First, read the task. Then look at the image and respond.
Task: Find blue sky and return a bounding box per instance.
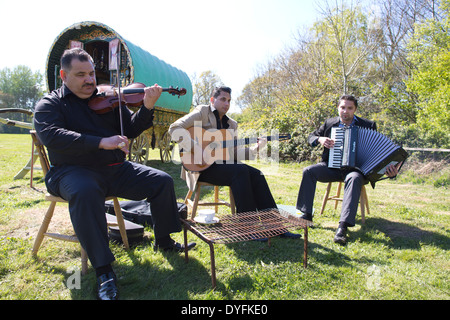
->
[0,0,320,110]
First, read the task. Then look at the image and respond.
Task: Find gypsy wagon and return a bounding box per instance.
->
[46,21,192,163]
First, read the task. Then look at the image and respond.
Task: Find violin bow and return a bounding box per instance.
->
[116,43,124,137]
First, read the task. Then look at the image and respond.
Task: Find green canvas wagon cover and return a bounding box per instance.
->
[45,21,192,113]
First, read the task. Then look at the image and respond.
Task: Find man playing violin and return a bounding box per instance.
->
[169,86,300,240]
[34,48,195,300]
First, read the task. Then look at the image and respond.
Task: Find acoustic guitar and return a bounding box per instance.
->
[179,127,291,172]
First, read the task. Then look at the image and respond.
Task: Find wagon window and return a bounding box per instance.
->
[84,41,110,85]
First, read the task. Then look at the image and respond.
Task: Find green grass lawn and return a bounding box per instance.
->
[0,133,448,300]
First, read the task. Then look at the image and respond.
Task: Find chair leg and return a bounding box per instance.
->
[81,247,88,275]
[362,185,370,215]
[359,185,368,224]
[320,182,332,215]
[113,197,129,249]
[359,198,366,224]
[184,190,193,217]
[184,190,193,204]
[214,186,219,213]
[229,187,235,215]
[32,201,56,256]
[334,182,343,209]
[191,185,201,219]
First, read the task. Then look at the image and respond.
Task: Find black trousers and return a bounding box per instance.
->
[45,161,181,268]
[296,162,367,227]
[198,162,277,213]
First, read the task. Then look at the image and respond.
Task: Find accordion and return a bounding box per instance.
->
[328,126,408,182]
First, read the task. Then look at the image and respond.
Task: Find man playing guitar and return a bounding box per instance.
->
[169,86,299,240]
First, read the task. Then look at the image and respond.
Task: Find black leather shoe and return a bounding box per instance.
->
[156,241,196,252]
[333,228,347,245]
[299,213,313,222]
[279,231,302,239]
[97,272,119,300]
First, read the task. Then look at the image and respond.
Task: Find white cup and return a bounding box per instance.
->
[198,209,215,222]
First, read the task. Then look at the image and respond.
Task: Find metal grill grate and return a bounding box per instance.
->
[182,208,313,244]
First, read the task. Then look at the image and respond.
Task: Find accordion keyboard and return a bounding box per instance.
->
[328,127,346,169]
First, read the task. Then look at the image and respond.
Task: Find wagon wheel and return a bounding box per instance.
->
[159,131,175,163]
[129,134,149,164]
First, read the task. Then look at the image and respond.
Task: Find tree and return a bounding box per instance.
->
[191,71,223,106]
[406,0,450,147]
[236,0,447,161]
[314,0,382,95]
[0,65,43,110]
[366,0,443,129]
[0,65,44,133]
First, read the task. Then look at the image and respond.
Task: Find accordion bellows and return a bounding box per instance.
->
[329,127,408,182]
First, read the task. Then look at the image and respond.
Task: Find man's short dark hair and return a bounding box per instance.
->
[339,95,358,108]
[60,48,94,71]
[212,86,232,98]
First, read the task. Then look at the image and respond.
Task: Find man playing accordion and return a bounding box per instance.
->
[296,95,399,245]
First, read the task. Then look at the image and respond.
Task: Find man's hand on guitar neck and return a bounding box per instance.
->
[250,137,267,156]
[258,137,268,150]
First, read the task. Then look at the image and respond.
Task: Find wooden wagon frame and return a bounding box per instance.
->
[46,21,192,163]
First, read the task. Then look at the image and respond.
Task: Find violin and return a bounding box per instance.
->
[88,82,187,114]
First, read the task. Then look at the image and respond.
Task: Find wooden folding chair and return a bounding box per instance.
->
[184,182,235,219]
[319,181,370,224]
[30,131,129,274]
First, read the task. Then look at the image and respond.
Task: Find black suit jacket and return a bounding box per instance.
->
[308,116,377,164]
